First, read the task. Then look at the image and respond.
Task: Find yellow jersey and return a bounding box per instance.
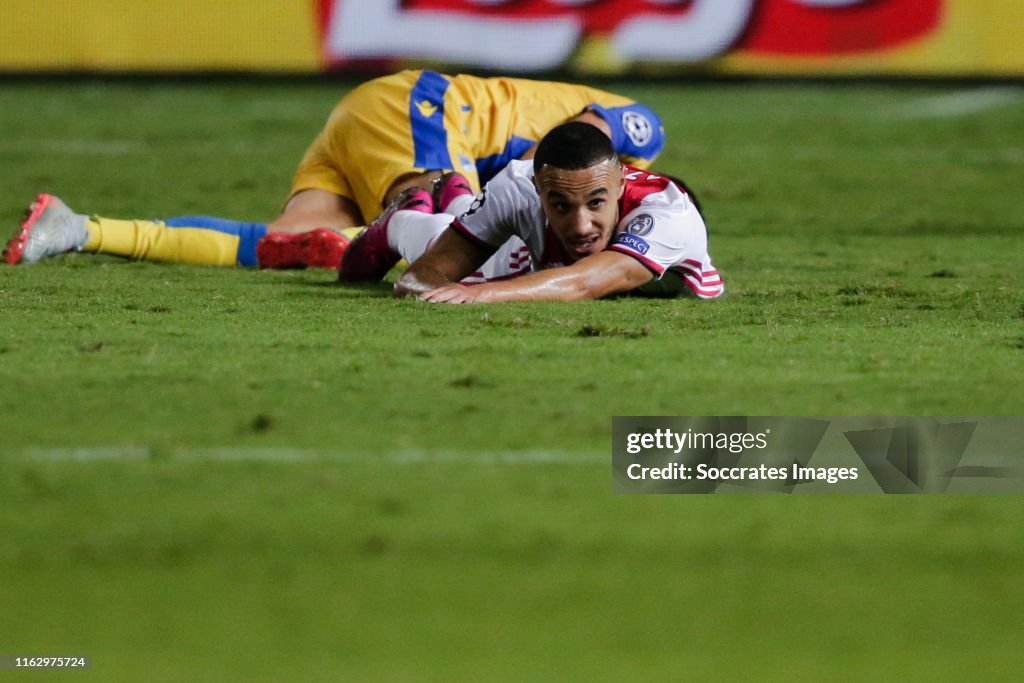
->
[291,70,665,222]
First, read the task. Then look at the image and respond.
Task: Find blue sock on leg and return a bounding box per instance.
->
[165,216,267,267]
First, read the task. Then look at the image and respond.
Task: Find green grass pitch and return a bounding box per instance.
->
[1,79,1023,680]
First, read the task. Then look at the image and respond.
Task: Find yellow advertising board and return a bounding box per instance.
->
[0,0,319,71]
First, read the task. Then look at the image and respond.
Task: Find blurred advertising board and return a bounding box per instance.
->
[320,0,1024,77]
[2,0,1022,76]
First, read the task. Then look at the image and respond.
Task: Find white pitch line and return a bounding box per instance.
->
[13,446,598,465]
[22,447,150,461]
[890,87,1024,120]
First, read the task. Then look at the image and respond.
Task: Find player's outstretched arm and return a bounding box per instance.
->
[394,228,494,299]
[424,250,653,304]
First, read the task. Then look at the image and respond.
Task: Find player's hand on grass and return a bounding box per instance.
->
[420,284,480,304]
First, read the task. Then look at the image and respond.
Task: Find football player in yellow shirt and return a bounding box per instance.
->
[5,70,664,270]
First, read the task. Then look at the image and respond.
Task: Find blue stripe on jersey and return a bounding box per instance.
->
[165,216,267,267]
[409,71,453,170]
[475,135,536,186]
[587,102,665,162]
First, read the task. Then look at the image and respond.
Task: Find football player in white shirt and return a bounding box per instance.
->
[343,122,723,303]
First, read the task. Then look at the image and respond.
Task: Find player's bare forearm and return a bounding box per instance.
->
[475,269,600,301]
[394,264,453,298]
[394,228,494,298]
[460,251,654,303]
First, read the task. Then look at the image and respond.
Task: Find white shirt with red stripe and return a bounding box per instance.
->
[451,160,723,298]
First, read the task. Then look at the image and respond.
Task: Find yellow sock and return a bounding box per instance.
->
[84,216,239,266]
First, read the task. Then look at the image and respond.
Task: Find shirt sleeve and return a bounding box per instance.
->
[586,102,665,168]
[607,198,724,299]
[450,163,529,250]
[606,197,698,275]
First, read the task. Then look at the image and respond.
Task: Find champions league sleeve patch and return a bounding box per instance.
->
[613,233,651,255]
[588,103,665,161]
[626,213,655,236]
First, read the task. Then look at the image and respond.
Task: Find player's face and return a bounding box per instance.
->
[535,160,625,261]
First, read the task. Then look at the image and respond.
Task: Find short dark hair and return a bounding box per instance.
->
[533,121,618,176]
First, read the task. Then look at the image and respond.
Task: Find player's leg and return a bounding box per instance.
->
[6,192,360,269]
[8,181,365,270]
[4,194,261,267]
[384,171,475,266]
[7,143,368,269]
[84,188,366,269]
[269,188,364,234]
[5,122,365,268]
[255,189,365,270]
[338,189,436,282]
[338,172,476,282]
[91,213,266,266]
[431,172,476,217]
